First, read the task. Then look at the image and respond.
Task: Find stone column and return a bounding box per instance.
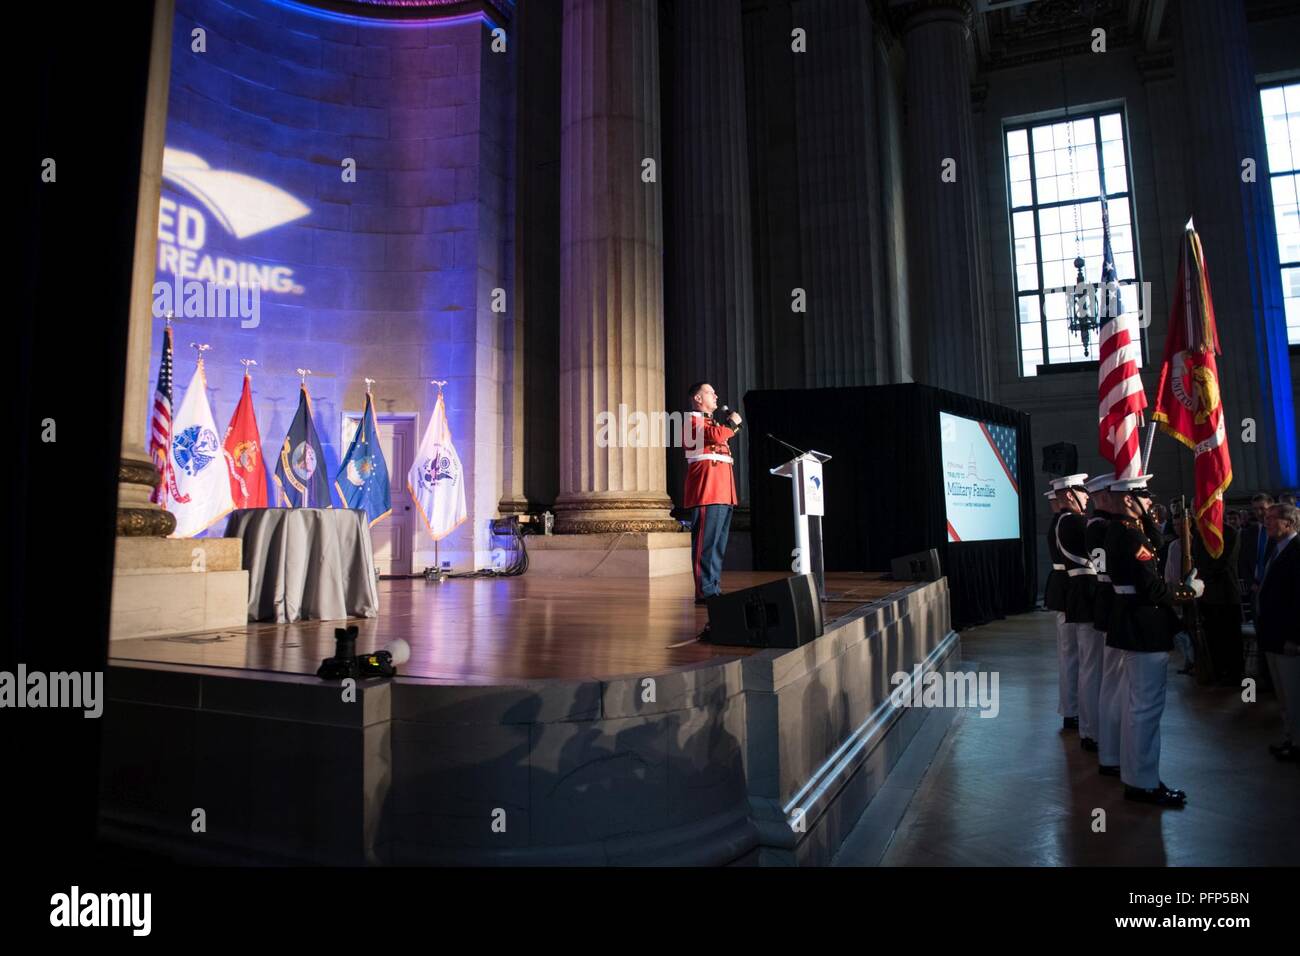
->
[791,0,888,388]
[555,0,678,533]
[118,0,176,537]
[665,0,756,506]
[899,0,992,401]
[1178,0,1297,491]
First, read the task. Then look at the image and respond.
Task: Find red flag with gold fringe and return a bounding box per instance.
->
[223,372,268,509]
[1152,219,1233,557]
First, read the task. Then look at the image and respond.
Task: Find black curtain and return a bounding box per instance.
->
[10,3,154,864]
[746,384,1036,628]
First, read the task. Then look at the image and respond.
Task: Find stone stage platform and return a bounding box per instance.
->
[100,572,960,865]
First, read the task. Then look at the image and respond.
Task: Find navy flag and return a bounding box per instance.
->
[274,383,332,508]
[334,391,392,525]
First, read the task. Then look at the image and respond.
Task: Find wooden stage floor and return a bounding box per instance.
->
[109,571,903,683]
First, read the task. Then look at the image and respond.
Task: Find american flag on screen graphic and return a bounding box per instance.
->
[1097,195,1146,478]
[980,421,1019,492]
[148,325,174,506]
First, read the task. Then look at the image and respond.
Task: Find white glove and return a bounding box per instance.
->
[1183,569,1205,598]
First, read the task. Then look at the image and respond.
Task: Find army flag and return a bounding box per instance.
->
[223,371,268,510]
[334,390,391,525]
[148,324,174,506]
[408,391,467,541]
[166,359,235,538]
[274,383,332,508]
[1153,219,1233,557]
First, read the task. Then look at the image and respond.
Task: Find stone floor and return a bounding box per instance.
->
[835,610,1300,866]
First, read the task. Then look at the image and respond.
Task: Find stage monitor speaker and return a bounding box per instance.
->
[891,548,942,582]
[1041,441,1078,477]
[702,573,823,648]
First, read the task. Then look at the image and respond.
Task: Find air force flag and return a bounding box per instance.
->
[167,360,235,538]
[408,392,467,541]
[274,384,332,508]
[335,391,391,525]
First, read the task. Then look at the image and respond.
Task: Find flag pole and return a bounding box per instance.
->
[430,380,447,576]
[295,369,314,507]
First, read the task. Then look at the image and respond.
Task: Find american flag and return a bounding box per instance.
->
[148,324,174,505]
[1097,195,1146,479]
[981,421,1019,491]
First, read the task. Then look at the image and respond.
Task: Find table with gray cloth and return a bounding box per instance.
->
[225,508,380,623]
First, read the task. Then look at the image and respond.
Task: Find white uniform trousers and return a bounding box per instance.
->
[1056,613,1080,718]
[1098,644,1126,766]
[1076,623,1105,740]
[1120,650,1170,789]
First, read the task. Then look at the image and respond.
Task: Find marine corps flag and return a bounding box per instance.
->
[274,382,332,508]
[408,390,467,541]
[166,358,235,538]
[1153,219,1233,557]
[335,388,391,526]
[223,369,268,509]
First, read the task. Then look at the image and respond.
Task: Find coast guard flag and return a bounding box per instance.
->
[335,391,391,525]
[223,371,268,509]
[166,359,235,538]
[274,384,332,508]
[408,392,466,541]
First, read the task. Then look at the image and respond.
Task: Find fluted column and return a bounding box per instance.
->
[1178,0,1297,491]
[791,0,888,387]
[900,0,991,401]
[555,0,678,533]
[665,0,756,506]
[118,0,176,537]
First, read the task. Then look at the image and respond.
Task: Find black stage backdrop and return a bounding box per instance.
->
[745,384,1036,629]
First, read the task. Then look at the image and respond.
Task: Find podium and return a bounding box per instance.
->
[770,450,832,599]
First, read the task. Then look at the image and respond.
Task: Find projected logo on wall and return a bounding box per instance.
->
[156,147,310,296]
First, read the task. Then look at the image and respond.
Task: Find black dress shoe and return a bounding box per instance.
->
[1098,764,1120,777]
[1080,736,1098,753]
[1124,782,1187,807]
[1062,716,1079,731]
[1268,741,1300,761]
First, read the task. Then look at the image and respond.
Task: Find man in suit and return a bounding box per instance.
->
[1257,502,1300,761]
[1240,494,1276,599]
[1166,510,1243,684]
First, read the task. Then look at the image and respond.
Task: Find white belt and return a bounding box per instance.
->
[685,453,733,464]
[1068,568,1096,576]
[1113,585,1137,594]
[1097,574,1111,583]
[1051,563,1066,570]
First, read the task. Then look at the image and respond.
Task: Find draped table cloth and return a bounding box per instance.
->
[224,508,380,623]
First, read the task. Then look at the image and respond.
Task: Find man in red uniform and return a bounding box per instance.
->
[683,382,741,605]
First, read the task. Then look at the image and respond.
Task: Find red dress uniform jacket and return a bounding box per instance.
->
[682,411,738,508]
